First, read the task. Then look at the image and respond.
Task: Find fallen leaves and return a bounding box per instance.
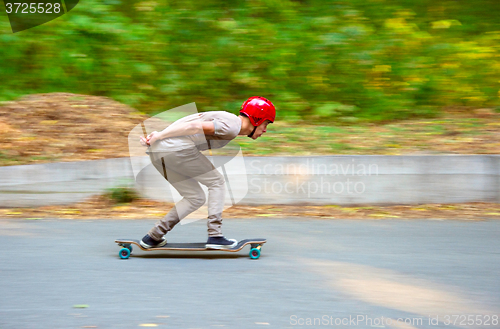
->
[2,194,500,220]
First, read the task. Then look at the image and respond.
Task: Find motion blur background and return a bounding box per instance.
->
[1,5,500,328]
[1,0,500,122]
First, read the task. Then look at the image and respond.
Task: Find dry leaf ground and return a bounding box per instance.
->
[1,195,499,220]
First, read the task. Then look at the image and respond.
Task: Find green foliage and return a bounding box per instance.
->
[105,186,140,204]
[1,0,500,122]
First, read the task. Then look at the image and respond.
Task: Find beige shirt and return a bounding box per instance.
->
[148,111,242,153]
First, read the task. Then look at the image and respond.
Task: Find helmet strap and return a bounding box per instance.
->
[248,126,257,138]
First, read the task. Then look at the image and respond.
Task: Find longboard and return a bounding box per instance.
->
[115,238,266,259]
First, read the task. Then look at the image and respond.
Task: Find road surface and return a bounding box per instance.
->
[0,218,499,329]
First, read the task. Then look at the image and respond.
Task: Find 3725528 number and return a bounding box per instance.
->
[5,2,62,14]
[443,315,498,326]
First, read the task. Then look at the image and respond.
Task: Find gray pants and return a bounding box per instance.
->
[147,147,226,240]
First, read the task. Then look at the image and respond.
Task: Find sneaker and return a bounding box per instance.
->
[206,236,238,249]
[140,234,167,248]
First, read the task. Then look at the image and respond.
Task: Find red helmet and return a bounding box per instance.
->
[240,96,276,127]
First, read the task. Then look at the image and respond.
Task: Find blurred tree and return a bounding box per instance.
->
[1,0,499,122]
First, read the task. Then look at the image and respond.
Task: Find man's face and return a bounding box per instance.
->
[251,120,270,139]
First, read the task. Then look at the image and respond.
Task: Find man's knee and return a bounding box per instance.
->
[210,173,226,189]
[188,193,206,208]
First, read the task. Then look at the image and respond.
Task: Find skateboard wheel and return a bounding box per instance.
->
[126,244,133,253]
[249,248,260,259]
[119,247,131,259]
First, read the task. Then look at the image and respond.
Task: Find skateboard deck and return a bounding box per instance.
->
[115,238,266,259]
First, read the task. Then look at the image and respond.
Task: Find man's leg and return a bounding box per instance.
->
[159,149,226,237]
[168,151,237,248]
[147,148,233,247]
[147,157,206,241]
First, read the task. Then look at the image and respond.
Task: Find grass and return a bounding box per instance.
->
[237,111,500,156]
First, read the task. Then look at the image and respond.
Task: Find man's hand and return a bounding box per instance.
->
[139,131,160,147]
[139,136,149,146]
[147,131,160,145]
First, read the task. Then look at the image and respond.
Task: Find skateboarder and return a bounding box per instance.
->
[138,97,276,249]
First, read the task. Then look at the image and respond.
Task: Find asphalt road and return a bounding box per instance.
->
[0,218,499,329]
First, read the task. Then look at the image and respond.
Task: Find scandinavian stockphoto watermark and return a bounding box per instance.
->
[249,158,379,198]
[290,315,424,327]
[2,0,79,33]
[290,314,499,326]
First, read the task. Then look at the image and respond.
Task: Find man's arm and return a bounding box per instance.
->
[157,121,215,139]
[144,121,215,146]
